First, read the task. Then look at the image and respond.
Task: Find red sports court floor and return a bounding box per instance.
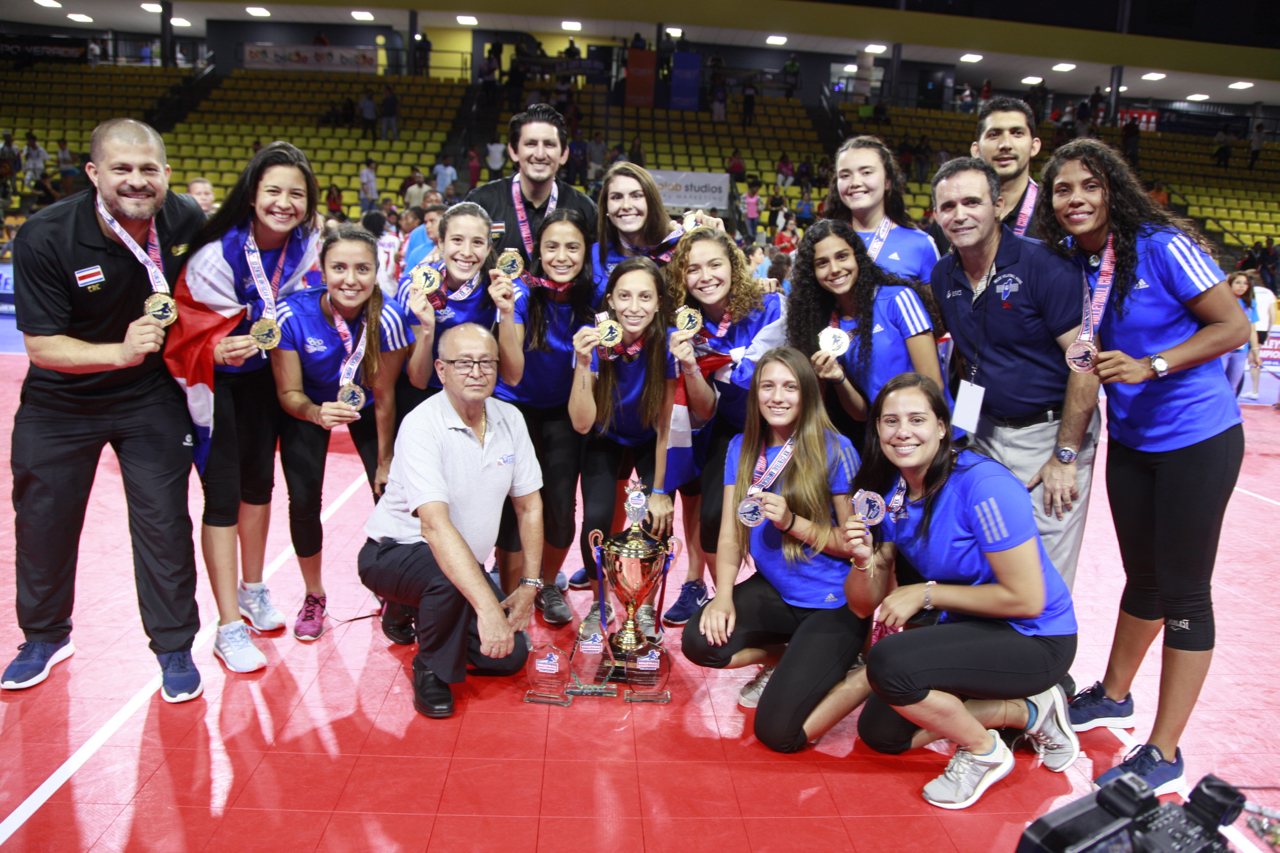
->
[0,346,1277,853]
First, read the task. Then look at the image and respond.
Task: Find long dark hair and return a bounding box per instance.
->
[525,208,596,352]
[594,257,671,436]
[1035,138,1214,318]
[1229,271,1255,310]
[821,135,915,229]
[185,141,319,260]
[787,220,944,380]
[318,223,386,390]
[596,162,670,269]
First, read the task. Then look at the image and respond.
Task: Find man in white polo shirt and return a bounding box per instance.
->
[358,323,545,718]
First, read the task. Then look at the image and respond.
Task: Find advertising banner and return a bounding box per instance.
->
[650,170,730,212]
[625,49,656,109]
[0,36,88,63]
[243,44,378,73]
[670,52,701,111]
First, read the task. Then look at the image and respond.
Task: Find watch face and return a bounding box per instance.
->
[1056,448,1077,464]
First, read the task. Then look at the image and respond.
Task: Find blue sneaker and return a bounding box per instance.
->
[1095,743,1185,796]
[1068,681,1135,731]
[2,638,75,690]
[554,571,569,591]
[157,650,203,704]
[662,579,709,626]
[568,568,591,590]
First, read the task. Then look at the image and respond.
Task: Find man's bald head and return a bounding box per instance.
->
[90,118,167,165]
[439,323,498,360]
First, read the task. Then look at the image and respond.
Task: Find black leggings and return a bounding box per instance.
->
[496,400,583,552]
[393,372,438,435]
[579,431,655,578]
[682,573,869,753]
[697,415,742,554]
[1107,424,1243,652]
[859,620,1077,755]
[201,366,282,526]
[279,404,380,558]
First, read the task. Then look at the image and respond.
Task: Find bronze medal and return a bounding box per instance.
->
[337,383,366,409]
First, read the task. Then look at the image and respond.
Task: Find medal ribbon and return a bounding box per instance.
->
[1013,180,1039,237]
[331,302,369,389]
[887,476,909,520]
[594,311,644,361]
[510,174,558,257]
[747,438,795,497]
[864,216,895,262]
[691,309,733,347]
[620,226,684,264]
[518,272,574,296]
[447,271,482,302]
[1077,234,1116,345]
[95,196,169,295]
[244,228,290,322]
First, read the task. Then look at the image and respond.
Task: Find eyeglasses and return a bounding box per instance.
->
[443,358,499,374]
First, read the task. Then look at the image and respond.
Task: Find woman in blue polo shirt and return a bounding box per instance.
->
[823,136,939,282]
[1037,139,1249,795]
[682,347,866,752]
[569,257,677,628]
[841,373,1079,810]
[272,224,414,641]
[490,209,597,624]
[1221,271,1260,397]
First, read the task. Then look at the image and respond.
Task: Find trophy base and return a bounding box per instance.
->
[523,689,572,707]
[624,689,671,704]
[565,682,618,698]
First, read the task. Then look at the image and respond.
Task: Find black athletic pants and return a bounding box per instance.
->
[697,415,742,554]
[496,400,583,553]
[201,365,281,527]
[578,431,656,578]
[11,385,200,654]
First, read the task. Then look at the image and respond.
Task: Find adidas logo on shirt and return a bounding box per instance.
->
[872,323,885,333]
[824,593,838,603]
[888,252,901,260]
[1135,279,1150,290]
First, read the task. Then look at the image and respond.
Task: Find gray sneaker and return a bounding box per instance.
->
[212,622,266,673]
[923,730,1013,809]
[535,586,572,626]
[738,665,775,709]
[636,604,658,641]
[1024,685,1081,772]
[238,584,286,632]
[579,601,614,631]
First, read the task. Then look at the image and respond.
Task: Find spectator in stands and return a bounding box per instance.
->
[55,139,78,196]
[774,213,799,255]
[1249,123,1265,172]
[797,154,814,192]
[385,209,401,238]
[1261,237,1277,293]
[21,133,49,193]
[1122,117,1141,170]
[1212,125,1233,168]
[251,141,262,156]
[433,155,457,195]
[139,42,152,66]
[742,79,758,127]
[781,54,802,98]
[506,60,528,113]
[341,98,356,128]
[766,253,791,292]
[325,182,344,218]
[187,177,216,215]
[359,158,378,215]
[776,153,795,189]
[404,170,429,208]
[711,84,728,123]
[1247,269,1275,400]
[816,155,832,189]
[1147,179,1170,208]
[87,39,101,67]
[1075,99,1093,138]
[463,148,479,189]
[979,79,993,107]
[744,244,766,278]
[358,90,378,140]
[585,131,607,182]
[795,188,815,230]
[486,134,506,181]
[958,83,974,113]
[1088,86,1105,120]
[443,184,459,205]
[402,202,445,272]
[381,86,400,141]
[566,130,588,186]
[0,132,22,196]
[767,184,787,239]
[743,181,763,244]
[479,48,501,107]
[912,135,933,184]
[871,100,890,126]
[726,149,746,184]
[630,32,647,49]
[627,137,646,169]
[564,37,581,60]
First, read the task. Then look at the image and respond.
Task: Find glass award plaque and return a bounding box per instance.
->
[623,640,671,703]
[523,642,572,707]
[566,622,618,698]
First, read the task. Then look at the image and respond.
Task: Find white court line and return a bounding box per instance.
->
[1234,487,1280,508]
[0,472,369,846]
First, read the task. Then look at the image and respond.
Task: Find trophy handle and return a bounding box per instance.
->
[588,529,603,551]
[665,537,683,569]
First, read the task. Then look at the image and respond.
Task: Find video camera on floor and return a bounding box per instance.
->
[1017,773,1244,853]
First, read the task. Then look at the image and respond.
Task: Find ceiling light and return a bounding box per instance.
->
[246,6,270,15]
[141,3,161,10]
[1141,72,1165,81]
[843,64,858,73]
[171,17,190,25]
[1186,94,1210,101]
[1021,76,1043,85]
[561,21,581,31]
[456,15,477,25]
[67,12,91,20]
[666,27,682,37]
[1052,63,1075,72]
[413,33,421,40]
[960,54,982,63]
[766,36,787,45]
[34,0,62,7]
[351,11,373,20]
[1229,82,1254,90]
[864,44,887,53]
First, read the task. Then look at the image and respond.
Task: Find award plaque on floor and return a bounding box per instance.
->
[524,643,572,706]
[623,640,671,703]
[566,620,619,698]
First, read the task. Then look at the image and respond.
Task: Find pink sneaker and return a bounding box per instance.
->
[293,593,327,641]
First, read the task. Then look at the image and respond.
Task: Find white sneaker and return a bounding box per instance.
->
[1242,391,1259,400]
[1023,685,1081,772]
[636,604,658,641]
[738,665,775,709]
[923,731,1013,809]
[212,622,267,673]
[238,584,286,631]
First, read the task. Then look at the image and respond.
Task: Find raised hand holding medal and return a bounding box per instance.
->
[818,325,850,357]
[95,196,178,328]
[737,438,796,529]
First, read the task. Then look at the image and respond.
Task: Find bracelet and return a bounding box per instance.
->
[922,580,937,611]
[852,554,871,572]
[651,487,669,496]
[517,577,544,590]
[826,373,844,386]
[782,511,797,534]
[682,363,701,376]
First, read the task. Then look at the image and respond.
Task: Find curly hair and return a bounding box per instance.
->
[663,227,764,322]
[1035,138,1214,318]
[820,136,915,229]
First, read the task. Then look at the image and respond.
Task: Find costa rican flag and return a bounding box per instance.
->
[75,266,105,287]
[662,352,731,493]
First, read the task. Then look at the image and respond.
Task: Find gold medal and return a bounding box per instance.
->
[596,318,624,348]
[674,306,702,333]
[496,248,524,278]
[682,211,699,232]
[249,317,281,350]
[337,383,366,409]
[143,292,178,327]
[818,326,851,357]
[411,264,442,296]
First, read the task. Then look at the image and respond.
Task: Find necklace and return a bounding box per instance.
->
[477,408,487,446]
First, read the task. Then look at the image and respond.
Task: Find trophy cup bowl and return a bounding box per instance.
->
[598,501,679,658]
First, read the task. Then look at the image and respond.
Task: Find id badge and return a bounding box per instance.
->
[953,380,985,434]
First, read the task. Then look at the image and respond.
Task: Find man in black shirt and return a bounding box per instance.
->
[3,119,206,703]
[464,103,598,268]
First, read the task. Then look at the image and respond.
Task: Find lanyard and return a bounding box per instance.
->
[1077,234,1116,344]
[244,228,290,321]
[620,226,684,265]
[510,174,557,257]
[594,311,644,361]
[1012,180,1039,237]
[95,196,169,295]
[748,438,795,496]
[947,257,997,382]
[865,216,894,262]
[448,271,482,302]
[331,302,369,388]
[692,309,733,347]
[518,272,574,300]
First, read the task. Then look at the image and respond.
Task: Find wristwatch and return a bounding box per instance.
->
[1148,354,1170,378]
[1054,446,1078,464]
[517,577,544,590]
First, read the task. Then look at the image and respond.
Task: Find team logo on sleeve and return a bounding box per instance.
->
[75,266,105,287]
[497,454,515,466]
[171,244,188,257]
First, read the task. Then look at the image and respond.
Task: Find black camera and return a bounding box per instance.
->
[1017,773,1244,853]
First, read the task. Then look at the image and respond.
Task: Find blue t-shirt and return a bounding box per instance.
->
[402,224,435,273]
[276,288,414,408]
[495,280,591,408]
[858,225,938,282]
[724,431,860,609]
[880,451,1077,637]
[693,291,789,430]
[1232,299,1259,353]
[931,227,1080,420]
[1089,228,1240,452]
[395,262,496,389]
[591,241,670,294]
[835,284,939,406]
[589,333,679,445]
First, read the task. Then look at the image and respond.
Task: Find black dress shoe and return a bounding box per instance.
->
[412,665,455,718]
[381,601,418,646]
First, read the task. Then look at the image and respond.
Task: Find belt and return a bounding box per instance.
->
[986,407,1063,429]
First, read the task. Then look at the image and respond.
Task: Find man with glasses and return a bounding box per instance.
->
[357,323,545,718]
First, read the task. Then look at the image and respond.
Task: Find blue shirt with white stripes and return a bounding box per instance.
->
[395,263,497,389]
[881,450,1077,637]
[276,287,414,408]
[1089,227,1239,453]
[835,284,941,407]
[856,225,939,282]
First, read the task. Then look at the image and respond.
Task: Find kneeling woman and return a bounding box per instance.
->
[272,224,416,640]
[682,347,867,754]
[843,374,1079,809]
